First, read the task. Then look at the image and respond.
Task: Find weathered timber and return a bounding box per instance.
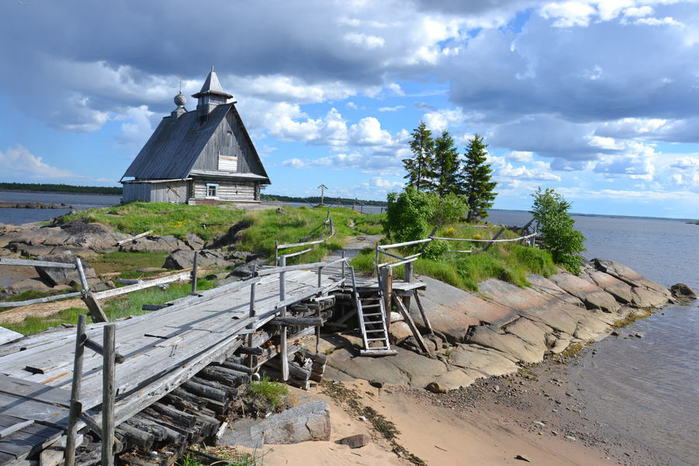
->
[0,258,77,269]
[268,316,324,327]
[102,325,116,466]
[180,381,227,403]
[115,423,154,451]
[0,292,82,309]
[393,296,433,357]
[412,290,434,335]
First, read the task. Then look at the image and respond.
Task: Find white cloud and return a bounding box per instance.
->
[117,105,155,146]
[343,32,386,48]
[378,105,405,112]
[349,117,393,146]
[540,1,597,27]
[507,151,534,162]
[0,145,77,179]
[423,108,465,132]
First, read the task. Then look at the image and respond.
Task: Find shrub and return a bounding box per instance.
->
[530,188,585,274]
[422,239,448,260]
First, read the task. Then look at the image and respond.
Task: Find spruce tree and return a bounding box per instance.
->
[431,130,461,196]
[462,134,497,222]
[403,122,434,191]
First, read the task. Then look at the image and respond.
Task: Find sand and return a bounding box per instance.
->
[238,378,616,466]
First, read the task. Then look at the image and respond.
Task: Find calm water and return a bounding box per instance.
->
[0,191,121,224]
[1,193,697,462]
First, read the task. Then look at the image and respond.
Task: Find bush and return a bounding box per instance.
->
[422,239,448,260]
[384,187,467,243]
[530,188,585,274]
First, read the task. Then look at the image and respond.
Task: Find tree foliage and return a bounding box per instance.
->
[403,122,434,191]
[462,134,497,222]
[432,130,462,196]
[384,187,467,242]
[530,187,586,274]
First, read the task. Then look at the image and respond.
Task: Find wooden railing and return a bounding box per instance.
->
[274,211,335,266]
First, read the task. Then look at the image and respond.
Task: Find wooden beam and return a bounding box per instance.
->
[101,325,116,466]
[65,314,85,466]
[413,290,434,336]
[0,291,82,308]
[393,295,433,357]
[378,238,432,250]
[269,317,324,327]
[279,256,289,382]
[115,230,152,246]
[93,272,190,300]
[0,257,76,269]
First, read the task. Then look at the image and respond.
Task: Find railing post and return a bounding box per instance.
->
[380,266,393,331]
[65,314,86,466]
[247,267,257,375]
[274,240,279,266]
[317,266,323,288]
[404,261,413,283]
[101,324,116,466]
[279,256,289,381]
[341,250,346,281]
[75,257,108,323]
[190,252,198,295]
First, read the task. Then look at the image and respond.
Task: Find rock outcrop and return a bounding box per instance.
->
[327,259,672,393]
[218,400,331,448]
[670,283,696,303]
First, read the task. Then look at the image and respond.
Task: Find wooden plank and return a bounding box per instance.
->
[102,325,116,466]
[115,230,152,246]
[277,239,325,250]
[0,393,69,428]
[0,292,82,309]
[0,258,76,270]
[0,376,70,406]
[0,421,33,439]
[0,328,23,346]
[93,272,191,300]
[393,296,433,357]
[378,238,432,250]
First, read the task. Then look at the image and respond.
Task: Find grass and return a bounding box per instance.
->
[56,203,384,262]
[4,278,216,336]
[249,376,289,409]
[91,251,170,279]
[56,202,248,241]
[352,225,557,292]
[179,448,260,466]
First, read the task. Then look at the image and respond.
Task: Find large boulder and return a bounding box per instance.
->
[122,235,189,253]
[670,283,696,303]
[163,249,229,270]
[218,400,331,448]
[34,252,96,287]
[466,325,545,364]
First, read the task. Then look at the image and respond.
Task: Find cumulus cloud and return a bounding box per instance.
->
[0,146,77,179]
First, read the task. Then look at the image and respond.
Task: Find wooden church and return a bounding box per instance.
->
[121,68,270,204]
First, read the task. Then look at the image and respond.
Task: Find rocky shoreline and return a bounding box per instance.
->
[0,201,74,209]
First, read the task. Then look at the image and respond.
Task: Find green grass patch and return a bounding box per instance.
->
[91,251,169,278]
[249,376,289,409]
[56,202,247,241]
[353,225,556,292]
[4,279,216,336]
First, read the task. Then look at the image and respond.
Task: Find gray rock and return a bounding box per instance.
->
[229,258,267,278]
[185,233,205,250]
[35,252,96,287]
[121,235,188,253]
[670,283,696,302]
[218,400,331,448]
[7,278,53,295]
[389,321,412,343]
[163,249,228,270]
[337,433,370,449]
[466,325,545,364]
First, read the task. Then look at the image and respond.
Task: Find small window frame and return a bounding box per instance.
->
[206,183,219,199]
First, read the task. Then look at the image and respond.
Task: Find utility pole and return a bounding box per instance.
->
[317,184,328,206]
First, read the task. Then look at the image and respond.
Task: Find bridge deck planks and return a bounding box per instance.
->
[0,270,340,464]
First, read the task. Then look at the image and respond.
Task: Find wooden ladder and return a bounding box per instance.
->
[350,267,397,356]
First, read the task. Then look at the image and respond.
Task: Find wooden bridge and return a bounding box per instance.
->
[0,259,347,465]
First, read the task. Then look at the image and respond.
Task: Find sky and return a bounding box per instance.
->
[1,0,699,219]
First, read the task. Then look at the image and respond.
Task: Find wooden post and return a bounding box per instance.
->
[274,240,279,266]
[413,290,434,335]
[190,252,198,295]
[341,250,346,281]
[279,256,289,381]
[404,262,413,283]
[317,266,323,288]
[101,325,116,466]
[380,266,392,331]
[75,257,108,323]
[65,314,86,466]
[247,277,257,374]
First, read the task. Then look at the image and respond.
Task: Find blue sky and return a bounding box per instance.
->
[1,0,698,219]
